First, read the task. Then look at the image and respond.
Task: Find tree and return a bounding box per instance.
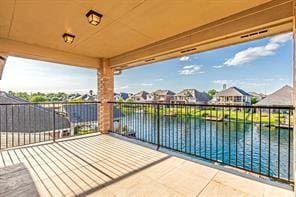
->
[126,98,134,103]
[118,97,124,103]
[89,90,94,96]
[12,92,30,101]
[251,97,258,104]
[30,95,47,102]
[208,89,217,99]
[50,97,60,102]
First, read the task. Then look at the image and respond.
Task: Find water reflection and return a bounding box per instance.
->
[115,114,293,182]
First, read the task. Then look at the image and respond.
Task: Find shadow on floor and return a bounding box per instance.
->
[0,134,171,196]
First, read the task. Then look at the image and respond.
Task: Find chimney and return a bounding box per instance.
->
[223,84,227,90]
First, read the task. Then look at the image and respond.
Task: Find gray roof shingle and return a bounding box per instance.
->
[176,89,211,102]
[216,87,250,97]
[254,85,292,106]
[0,92,70,133]
[63,103,124,123]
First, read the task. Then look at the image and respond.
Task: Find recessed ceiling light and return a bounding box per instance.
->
[86,10,103,26]
[62,33,75,44]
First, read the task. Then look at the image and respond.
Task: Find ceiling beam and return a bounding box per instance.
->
[0,38,101,69]
[110,0,294,69]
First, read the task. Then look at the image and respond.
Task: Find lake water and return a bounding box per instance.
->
[115,113,293,183]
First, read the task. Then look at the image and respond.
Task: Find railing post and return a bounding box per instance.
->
[157,103,160,150]
[52,103,56,142]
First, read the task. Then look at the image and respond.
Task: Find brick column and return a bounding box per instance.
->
[97,58,114,134]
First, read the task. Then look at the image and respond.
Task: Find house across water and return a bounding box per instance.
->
[146,89,175,103]
[215,86,251,106]
[171,89,211,104]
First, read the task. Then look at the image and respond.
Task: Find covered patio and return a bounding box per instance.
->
[0,134,293,196]
[0,0,296,196]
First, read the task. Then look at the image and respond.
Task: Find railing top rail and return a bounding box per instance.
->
[0,101,101,106]
[108,101,294,110]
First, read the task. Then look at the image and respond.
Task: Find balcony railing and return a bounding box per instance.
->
[0,101,100,150]
[0,100,294,184]
[110,101,294,184]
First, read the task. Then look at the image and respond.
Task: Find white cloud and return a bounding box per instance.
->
[140,83,153,86]
[183,65,195,69]
[155,78,164,81]
[218,32,292,67]
[179,56,190,61]
[270,33,292,43]
[213,79,267,89]
[178,65,204,75]
[213,65,224,69]
[213,80,233,85]
[115,85,129,91]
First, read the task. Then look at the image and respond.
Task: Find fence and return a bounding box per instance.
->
[0,101,100,149]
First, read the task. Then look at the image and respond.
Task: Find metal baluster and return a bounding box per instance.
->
[268,108,271,177]
[204,106,207,158]
[277,109,280,178]
[5,105,8,148]
[199,106,202,156]
[243,107,246,168]
[216,106,218,161]
[210,107,212,159]
[251,108,254,171]
[228,107,231,164]
[157,104,160,150]
[236,108,238,166]
[259,108,262,173]
[52,103,55,142]
[222,106,225,162]
[288,108,291,182]
[194,106,197,156]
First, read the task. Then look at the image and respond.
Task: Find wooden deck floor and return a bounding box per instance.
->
[0,134,294,197]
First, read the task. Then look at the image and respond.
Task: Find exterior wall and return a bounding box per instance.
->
[148,94,175,103]
[172,96,198,104]
[146,94,155,102]
[216,95,251,105]
[98,59,114,133]
[131,96,146,102]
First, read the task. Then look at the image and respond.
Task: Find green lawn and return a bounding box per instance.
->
[74,125,96,135]
[118,105,292,125]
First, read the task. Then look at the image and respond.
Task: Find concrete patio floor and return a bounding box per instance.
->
[0,134,293,197]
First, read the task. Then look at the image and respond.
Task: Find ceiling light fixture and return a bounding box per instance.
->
[86,10,103,26]
[114,69,122,75]
[62,33,75,44]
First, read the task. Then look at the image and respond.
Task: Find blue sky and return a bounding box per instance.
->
[0,32,293,94]
[0,57,97,93]
[115,32,293,94]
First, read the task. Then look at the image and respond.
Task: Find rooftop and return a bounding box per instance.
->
[0,134,293,196]
[216,86,251,97]
[255,85,293,106]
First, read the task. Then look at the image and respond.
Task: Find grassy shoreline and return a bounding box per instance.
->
[119,106,292,125]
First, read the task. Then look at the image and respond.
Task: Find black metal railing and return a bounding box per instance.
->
[110,101,294,184]
[0,101,100,150]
